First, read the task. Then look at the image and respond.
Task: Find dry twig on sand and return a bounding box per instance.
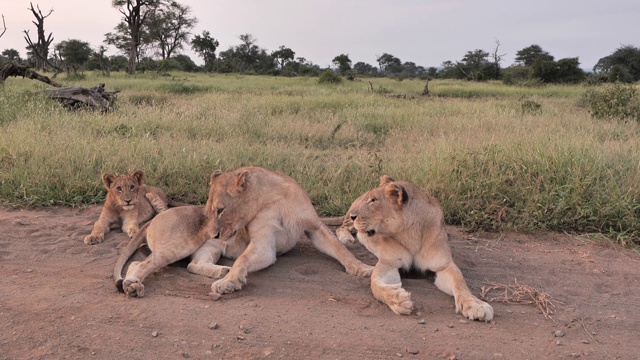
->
[480,280,560,319]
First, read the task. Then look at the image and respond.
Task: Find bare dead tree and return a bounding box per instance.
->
[23,3,54,71]
[0,14,7,39]
[492,39,507,69]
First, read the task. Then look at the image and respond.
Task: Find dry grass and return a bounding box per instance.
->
[480,280,561,319]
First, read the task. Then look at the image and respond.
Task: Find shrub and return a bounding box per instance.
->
[520,100,542,115]
[318,70,342,84]
[583,83,640,121]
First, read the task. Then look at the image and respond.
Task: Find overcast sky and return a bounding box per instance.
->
[1,0,638,70]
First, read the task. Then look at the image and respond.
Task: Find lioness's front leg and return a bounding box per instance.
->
[371,262,414,315]
[187,240,231,279]
[210,239,277,300]
[308,225,373,277]
[434,263,494,321]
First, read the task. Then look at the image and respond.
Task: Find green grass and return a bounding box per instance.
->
[1,72,640,245]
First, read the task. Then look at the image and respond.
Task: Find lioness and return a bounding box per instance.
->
[336,176,494,321]
[84,170,178,245]
[206,166,374,299]
[114,205,249,296]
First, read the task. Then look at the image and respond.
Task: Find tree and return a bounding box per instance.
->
[23,3,54,71]
[190,30,219,71]
[530,57,584,84]
[515,44,554,66]
[376,53,402,74]
[2,49,21,62]
[55,39,92,75]
[332,54,351,73]
[593,45,640,83]
[353,61,377,77]
[112,0,162,74]
[146,1,197,60]
[85,46,112,75]
[272,46,295,69]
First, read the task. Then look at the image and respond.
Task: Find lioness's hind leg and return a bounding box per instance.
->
[187,241,231,279]
[122,251,177,298]
[434,263,494,321]
[371,263,414,315]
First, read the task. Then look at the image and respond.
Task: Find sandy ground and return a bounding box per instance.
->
[1,205,639,360]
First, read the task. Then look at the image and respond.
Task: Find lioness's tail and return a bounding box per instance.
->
[113,222,150,292]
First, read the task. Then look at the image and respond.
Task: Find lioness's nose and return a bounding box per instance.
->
[350,215,357,221]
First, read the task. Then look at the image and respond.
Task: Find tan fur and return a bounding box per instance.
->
[336,175,494,321]
[115,205,249,297]
[205,166,373,299]
[84,170,173,245]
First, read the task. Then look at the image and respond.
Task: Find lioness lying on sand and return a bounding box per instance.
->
[336,175,494,321]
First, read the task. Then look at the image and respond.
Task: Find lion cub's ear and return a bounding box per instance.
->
[210,170,223,185]
[130,170,145,185]
[379,175,395,185]
[234,170,249,192]
[384,183,409,207]
[102,174,117,190]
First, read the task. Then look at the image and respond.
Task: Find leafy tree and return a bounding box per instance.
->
[332,54,351,74]
[353,61,377,77]
[112,0,162,74]
[146,1,197,60]
[593,45,640,83]
[55,39,92,74]
[2,49,21,62]
[530,57,584,84]
[376,53,402,74]
[109,55,129,71]
[86,46,112,75]
[515,44,554,66]
[272,46,295,69]
[190,30,219,71]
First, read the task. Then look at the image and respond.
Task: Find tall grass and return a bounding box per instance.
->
[1,72,639,245]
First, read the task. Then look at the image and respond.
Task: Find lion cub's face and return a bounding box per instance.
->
[205,169,252,240]
[351,175,408,237]
[102,170,145,211]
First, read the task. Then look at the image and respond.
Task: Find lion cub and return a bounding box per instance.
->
[84,170,176,245]
[336,176,494,321]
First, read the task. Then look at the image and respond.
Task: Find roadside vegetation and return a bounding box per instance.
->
[1,73,639,246]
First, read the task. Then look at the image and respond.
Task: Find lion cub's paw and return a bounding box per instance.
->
[126,227,139,238]
[122,279,145,298]
[387,287,414,315]
[346,262,374,277]
[83,234,104,245]
[460,298,494,322]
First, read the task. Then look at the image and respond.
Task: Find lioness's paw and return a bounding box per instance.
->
[122,279,145,298]
[336,229,357,245]
[84,234,104,245]
[210,277,244,297]
[460,298,494,322]
[214,266,232,279]
[346,262,374,277]
[387,288,414,315]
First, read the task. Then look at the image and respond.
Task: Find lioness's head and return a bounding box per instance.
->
[205,169,256,239]
[102,170,145,211]
[351,175,409,237]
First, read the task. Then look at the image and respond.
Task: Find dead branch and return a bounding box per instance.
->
[0,61,61,87]
[421,79,430,96]
[480,280,561,319]
[0,14,7,39]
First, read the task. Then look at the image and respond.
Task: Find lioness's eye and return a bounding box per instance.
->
[130,185,135,191]
[368,197,377,204]
[116,186,122,192]
[217,207,224,216]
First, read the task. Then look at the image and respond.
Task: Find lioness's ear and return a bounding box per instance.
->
[384,183,408,207]
[102,174,116,189]
[131,170,145,185]
[210,170,223,185]
[235,170,249,192]
[379,175,395,185]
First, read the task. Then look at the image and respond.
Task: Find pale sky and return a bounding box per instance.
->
[1,0,638,70]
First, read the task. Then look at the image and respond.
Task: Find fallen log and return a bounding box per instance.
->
[43,84,120,112]
[0,61,61,87]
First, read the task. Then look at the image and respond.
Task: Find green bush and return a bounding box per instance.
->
[583,83,640,121]
[520,100,542,115]
[318,70,342,84]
